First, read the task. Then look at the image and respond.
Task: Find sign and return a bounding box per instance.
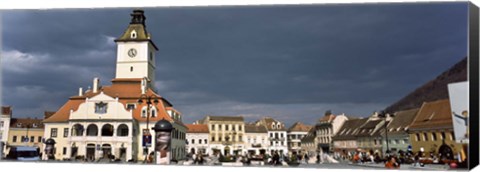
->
[447,81,469,143]
[143,129,152,147]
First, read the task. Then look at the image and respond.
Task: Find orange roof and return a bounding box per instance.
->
[409,99,453,131]
[288,122,312,132]
[186,124,209,133]
[11,118,44,128]
[44,79,179,125]
[318,114,336,123]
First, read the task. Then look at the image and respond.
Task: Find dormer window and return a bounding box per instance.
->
[126,103,136,110]
[32,123,38,128]
[17,123,22,127]
[95,102,108,114]
[130,30,137,39]
[271,124,275,129]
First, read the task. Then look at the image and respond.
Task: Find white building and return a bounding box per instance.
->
[186,124,210,155]
[287,122,312,154]
[255,117,288,155]
[315,112,348,153]
[244,123,269,156]
[1,106,12,156]
[42,9,187,162]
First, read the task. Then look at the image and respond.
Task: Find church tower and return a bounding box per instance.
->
[114,10,158,88]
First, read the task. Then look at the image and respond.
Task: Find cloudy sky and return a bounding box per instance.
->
[1,2,468,126]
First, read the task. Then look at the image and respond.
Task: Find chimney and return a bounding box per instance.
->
[79,87,83,96]
[141,77,147,94]
[93,77,99,93]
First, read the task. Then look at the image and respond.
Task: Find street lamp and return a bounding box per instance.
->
[137,94,159,163]
[378,111,394,157]
[152,118,173,164]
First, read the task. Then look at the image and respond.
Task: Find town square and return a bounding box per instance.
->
[0,2,472,171]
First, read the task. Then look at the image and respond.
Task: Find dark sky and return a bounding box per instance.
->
[1,3,468,127]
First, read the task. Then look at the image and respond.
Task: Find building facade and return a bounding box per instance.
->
[42,10,187,162]
[315,112,348,153]
[408,99,464,161]
[1,106,12,155]
[198,116,245,156]
[380,108,419,154]
[244,123,269,156]
[255,117,288,155]
[287,122,312,154]
[332,118,367,157]
[355,113,389,156]
[300,127,317,156]
[7,118,45,155]
[186,124,210,155]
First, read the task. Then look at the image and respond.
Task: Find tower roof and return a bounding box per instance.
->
[115,9,158,50]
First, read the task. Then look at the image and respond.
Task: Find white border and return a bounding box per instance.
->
[0,0,478,172]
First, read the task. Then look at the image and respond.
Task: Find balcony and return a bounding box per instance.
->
[269,137,285,141]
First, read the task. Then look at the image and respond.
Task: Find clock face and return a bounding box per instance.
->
[128,48,137,58]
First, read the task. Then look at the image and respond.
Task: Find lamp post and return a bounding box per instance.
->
[152,118,173,164]
[378,111,394,158]
[137,94,159,163]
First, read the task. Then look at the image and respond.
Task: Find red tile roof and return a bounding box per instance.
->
[287,122,312,132]
[10,118,44,128]
[186,124,209,133]
[409,99,453,131]
[43,79,180,125]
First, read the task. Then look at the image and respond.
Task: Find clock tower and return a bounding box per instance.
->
[114,9,158,88]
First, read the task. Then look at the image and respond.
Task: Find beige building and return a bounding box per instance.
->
[6,117,45,155]
[315,112,348,153]
[300,127,317,156]
[197,116,245,155]
[408,99,465,161]
[42,10,187,162]
[332,118,367,157]
[287,122,312,154]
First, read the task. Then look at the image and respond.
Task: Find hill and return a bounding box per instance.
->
[384,57,467,113]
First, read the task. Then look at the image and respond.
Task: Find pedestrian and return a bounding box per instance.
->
[385,157,400,169]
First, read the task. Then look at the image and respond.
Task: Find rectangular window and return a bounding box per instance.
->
[226,125,229,131]
[205,139,208,144]
[211,136,215,142]
[13,136,17,142]
[0,121,4,127]
[270,141,273,145]
[199,139,202,144]
[441,132,446,140]
[126,104,136,110]
[64,128,69,138]
[239,126,242,131]
[51,128,58,138]
[275,133,279,139]
[211,125,215,131]
[38,136,42,143]
[423,133,428,141]
[95,102,108,114]
[415,133,420,141]
[219,125,222,130]
[239,135,242,142]
[270,133,273,137]
[30,136,34,143]
[63,147,67,155]
[432,133,437,141]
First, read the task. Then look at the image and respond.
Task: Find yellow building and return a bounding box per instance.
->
[6,118,45,155]
[196,116,245,155]
[408,99,464,161]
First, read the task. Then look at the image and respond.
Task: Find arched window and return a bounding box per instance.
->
[141,107,147,118]
[72,124,84,136]
[117,124,129,137]
[101,124,114,136]
[150,107,157,117]
[130,66,133,72]
[86,124,98,136]
[130,30,137,39]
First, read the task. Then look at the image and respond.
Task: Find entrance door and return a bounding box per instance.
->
[71,147,78,159]
[86,144,96,161]
[224,146,230,155]
[102,144,112,158]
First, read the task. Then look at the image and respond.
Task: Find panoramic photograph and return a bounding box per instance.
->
[0,2,472,171]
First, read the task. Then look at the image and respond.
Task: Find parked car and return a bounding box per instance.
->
[6,146,41,161]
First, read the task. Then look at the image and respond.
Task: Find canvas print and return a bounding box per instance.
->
[0,2,476,171]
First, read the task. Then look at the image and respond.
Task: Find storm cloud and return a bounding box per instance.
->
[1,3,468,126]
